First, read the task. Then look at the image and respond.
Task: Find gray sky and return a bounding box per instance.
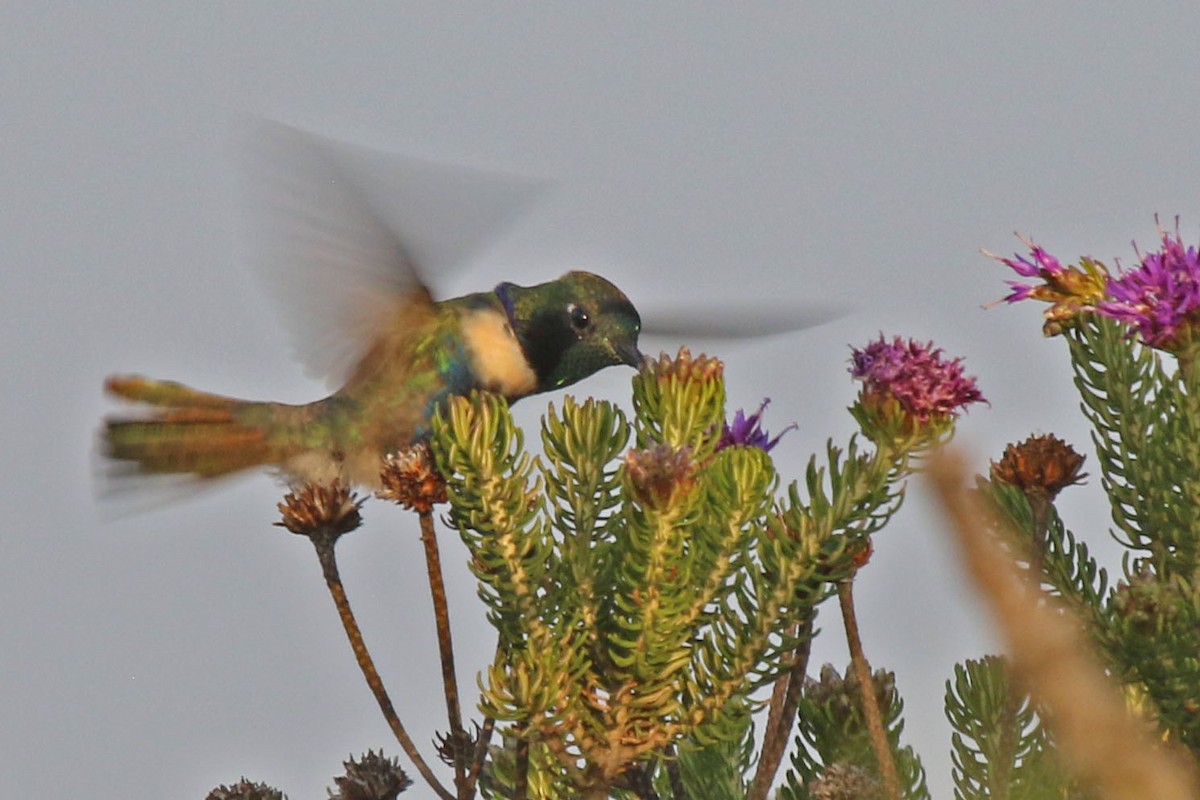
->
[4,3,1197,797]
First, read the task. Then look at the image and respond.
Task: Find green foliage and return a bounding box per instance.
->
[1108,567,1200,748]
[926,306,1200,776]
[429,351,925,796]
[667,718,757,800]
[612,713,756,800]
[1067,315,1200,572]
[945,656,1077,800]
[1059,315,1200,749]
[980,480,1110,637]
[778,664,929,800]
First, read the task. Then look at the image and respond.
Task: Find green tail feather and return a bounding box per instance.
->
[104,375,281,478]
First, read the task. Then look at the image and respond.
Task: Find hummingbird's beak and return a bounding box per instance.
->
[616,342,645,368]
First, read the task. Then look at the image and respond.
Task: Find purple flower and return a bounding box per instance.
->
[717,399,796,452]
[984,235,1108,336]
[989,237,1070,304]
[1095,223,1200,350]
[850,336,985,422]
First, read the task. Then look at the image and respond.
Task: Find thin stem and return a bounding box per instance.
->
[749,618,813,800]
[466,716,495,793]
[838,579,902,800]
[311,533,455,800]
[1026,493,1051,581]
[419,509,469,798]
[514,730,530,800]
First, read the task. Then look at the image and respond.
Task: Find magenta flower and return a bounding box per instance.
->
[989,237,1071,304]
[850,336,985,422]
[717,399,797,453]
[985,235,1108,336]
[1095,223,1200,351]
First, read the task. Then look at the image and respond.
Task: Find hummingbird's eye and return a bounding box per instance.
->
[568,303,590,333]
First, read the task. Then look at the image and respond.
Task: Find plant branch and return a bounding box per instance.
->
[838,578,902,800]
[311,534,455,800]
[418,509,469,797]
[514,729,530,800]
[749,617,813,800]
[466,716,495,794]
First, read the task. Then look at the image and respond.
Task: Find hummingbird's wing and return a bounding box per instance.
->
[640,301,850,342]
[240,120,545,388]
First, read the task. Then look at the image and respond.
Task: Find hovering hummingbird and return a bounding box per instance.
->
[103,123,643,490]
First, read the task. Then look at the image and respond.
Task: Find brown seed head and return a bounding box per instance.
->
[808,762,884,800]
[804,663,896,722]
[624,443,697,510]
[204,779,285,800]
[377,444,448,513]
[328,749,412,800]
[848,538,874,570]
[434,723,481,768]
[1111,567,1178,636]
[275,481,364,537]
[990,433,1087,500]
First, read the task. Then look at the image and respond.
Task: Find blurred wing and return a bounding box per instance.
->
[240,119,546,387]
[641,301,850,341]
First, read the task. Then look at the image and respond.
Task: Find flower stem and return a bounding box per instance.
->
[418,509,469,798]
[466,715,495,793]
[749,618,813,800]
[1027,493,1051,580]
[311,533,454,800]
[838,579,902,800]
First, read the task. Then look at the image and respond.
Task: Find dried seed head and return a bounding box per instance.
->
[990,433,1086,501]
[434,723,480,768]
[327,750,412,800]
[624,443,697,509]
[804,663,897,722]
[377,445,448,513]
[808,762,884,800]
[276,481,364,538]
[205,778,285,800]
[1111,567,1176,636]
[848,538,874,570]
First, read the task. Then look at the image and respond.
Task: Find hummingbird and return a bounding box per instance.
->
[103,123,643,490]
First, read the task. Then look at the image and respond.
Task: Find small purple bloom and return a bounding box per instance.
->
[850,336,985,421]
[717,399,797,452]
[984,235,1108,336]
[1095,223,1200,350]
[989,237,1069,305]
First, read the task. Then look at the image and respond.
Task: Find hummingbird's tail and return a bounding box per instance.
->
[103,375,286,479]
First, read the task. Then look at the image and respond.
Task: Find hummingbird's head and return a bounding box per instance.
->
[497,271,643,393]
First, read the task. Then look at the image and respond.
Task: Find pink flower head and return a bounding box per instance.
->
[850,336,985,422]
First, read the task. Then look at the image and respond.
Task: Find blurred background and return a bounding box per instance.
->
[4,4,1197,796]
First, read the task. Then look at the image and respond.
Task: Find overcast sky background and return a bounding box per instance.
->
[4,4,1199,798]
